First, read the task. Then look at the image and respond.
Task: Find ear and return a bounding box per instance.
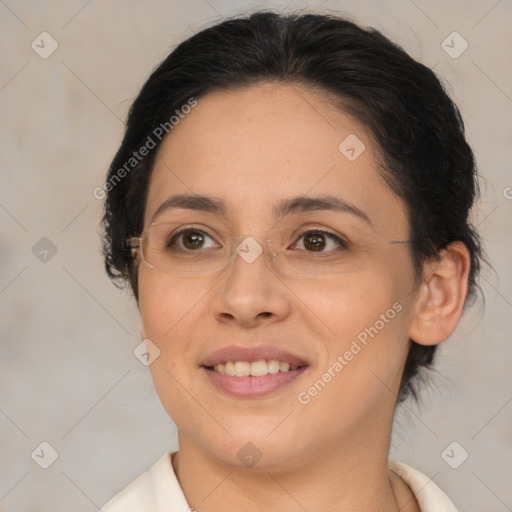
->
[409,241,471,346]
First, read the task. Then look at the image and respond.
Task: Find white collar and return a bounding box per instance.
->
[102,452,458,512]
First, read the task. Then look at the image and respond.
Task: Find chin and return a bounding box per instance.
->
[205,428,308,471]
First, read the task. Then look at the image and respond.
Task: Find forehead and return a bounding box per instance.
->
[145,83,408,236]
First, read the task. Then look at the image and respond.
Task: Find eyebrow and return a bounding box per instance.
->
[151,193,371,225]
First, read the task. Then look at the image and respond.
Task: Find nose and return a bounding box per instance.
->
[210,236,291,328]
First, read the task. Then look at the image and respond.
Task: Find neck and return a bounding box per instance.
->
[172,424,418,512]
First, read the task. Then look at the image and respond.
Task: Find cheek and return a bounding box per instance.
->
[138,272,200,385]
[294,274,410,423]
[306,267,408,343]
[138,270,211,339]
[302,259,413,383]
[282,273,412,447]
[138,268,233,384]
[137,270,210,419]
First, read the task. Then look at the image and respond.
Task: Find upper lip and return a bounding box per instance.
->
[201,345,309,367]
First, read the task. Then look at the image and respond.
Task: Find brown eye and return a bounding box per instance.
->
[303,233,326,252]
[182,231,205,250]
[292,230,348,253]
[168,229,217,251]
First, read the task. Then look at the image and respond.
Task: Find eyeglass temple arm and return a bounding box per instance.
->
[127,237,141,258]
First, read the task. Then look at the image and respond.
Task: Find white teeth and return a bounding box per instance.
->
[250,360,268,377]
[267,359,280,374]
[234,361,251,377]
[225,361,236,376]
[211,359,302,376]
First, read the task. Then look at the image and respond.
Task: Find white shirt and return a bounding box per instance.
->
[102,452,458,511]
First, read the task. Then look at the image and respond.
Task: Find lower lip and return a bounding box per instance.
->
[202,366,308,398]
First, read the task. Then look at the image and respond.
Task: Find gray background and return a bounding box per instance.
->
[1,0,511,510]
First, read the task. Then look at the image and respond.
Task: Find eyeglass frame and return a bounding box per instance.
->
[126,222,412,279]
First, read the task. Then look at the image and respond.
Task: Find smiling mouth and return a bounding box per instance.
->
[205,360,307,377]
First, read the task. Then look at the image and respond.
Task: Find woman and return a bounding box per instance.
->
[100,11,481,511]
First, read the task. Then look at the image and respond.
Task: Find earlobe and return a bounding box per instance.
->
[409,241,471,346]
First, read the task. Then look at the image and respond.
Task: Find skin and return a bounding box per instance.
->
[136,83,470,511]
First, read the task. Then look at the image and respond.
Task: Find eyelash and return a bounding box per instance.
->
[167,228,349,253]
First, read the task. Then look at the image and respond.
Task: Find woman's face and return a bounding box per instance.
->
[138,83,419,469]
